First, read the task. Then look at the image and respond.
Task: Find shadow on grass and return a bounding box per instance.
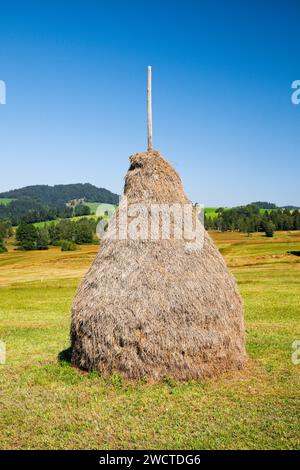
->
[288,251,300,257]
[57,347,102,381]
[58,347,72,365]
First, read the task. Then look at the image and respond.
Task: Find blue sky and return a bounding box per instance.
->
[0,0,299,206]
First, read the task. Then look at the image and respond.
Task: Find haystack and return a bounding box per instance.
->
[70,150,246,380]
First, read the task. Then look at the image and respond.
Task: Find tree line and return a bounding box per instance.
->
[0,197,91,226]
[1,204,300,254]
[15,217,101,251]
[205,205,300,236]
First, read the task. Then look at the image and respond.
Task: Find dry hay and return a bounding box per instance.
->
[71,150,246,380]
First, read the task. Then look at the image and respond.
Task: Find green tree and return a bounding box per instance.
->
[57,219,76,241]
[74,205,91,216]
[265,221,275,238]
[0,232,7,253]
[36,227,49,250]
[16,223,38,250]
[48,223,61,244]
[74,219,94,244]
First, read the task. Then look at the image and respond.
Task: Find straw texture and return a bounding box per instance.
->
[71,151,246,379]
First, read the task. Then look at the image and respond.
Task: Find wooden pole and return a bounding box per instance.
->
[147,65,152,151]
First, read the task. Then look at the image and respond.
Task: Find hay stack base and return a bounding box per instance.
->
[71,151,246,380]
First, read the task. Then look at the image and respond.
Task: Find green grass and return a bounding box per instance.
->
[204,207,219,218]
[85,202,116,215]
[0,198,15,205]
[204,207,231,218]
[0,231,299,449]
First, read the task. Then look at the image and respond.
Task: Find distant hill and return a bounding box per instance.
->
[251,201,299,210]
[251,201,278,209]
[0,183,119,208]
[282,205,300,210]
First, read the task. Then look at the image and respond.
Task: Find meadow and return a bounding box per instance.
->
[85,202,116,215]
[0,231,299,449]
[32,203,116,228]
[204,207,220,218]
[0,198,15,205]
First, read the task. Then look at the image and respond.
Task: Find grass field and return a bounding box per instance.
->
[86,202,116,215]
[0,231,299,449]
[0,198,15,205]
[204,207,220,218]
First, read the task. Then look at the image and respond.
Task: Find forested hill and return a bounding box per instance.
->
[0,183,119,207]
[251,201,300,210]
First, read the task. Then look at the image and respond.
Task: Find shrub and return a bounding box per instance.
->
[265,222,276,238]
[60,240,76,251]
[51,240,64,247]
[0,242,7,253]
[74,205,91,217]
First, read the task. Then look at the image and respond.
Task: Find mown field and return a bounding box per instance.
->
[0,231,299,449]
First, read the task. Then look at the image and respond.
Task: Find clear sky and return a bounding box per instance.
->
[0,0,299,207]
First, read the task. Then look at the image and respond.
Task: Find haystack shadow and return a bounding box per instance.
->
[58,347,72,365]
